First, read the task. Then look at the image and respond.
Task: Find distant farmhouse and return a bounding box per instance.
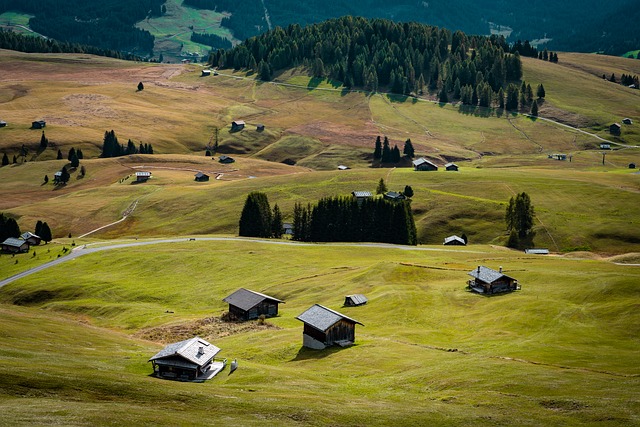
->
[223,288,284,321]
[467,266,519,295]
[383,191,405,201]
[549,153,567,161]
[135,171,151,182]
[600,143,611,150]
[413,158,438,171]
[256,124,265,132]
[352,191,372,200]
[31,120,46,129]
[201,69,211,76]
[296,304,363,349]
[344,294,367,307]
[622,118,632,125]
[443,235,466,246]
[609,123,621,136]
[0,120,6,127]
[194,172,209,182]
[218,155,235,164]
[149,337,224,381]
[444,162,459,171]
[1,237,29,253]
[20,232,42,246]
[231,120,245,132]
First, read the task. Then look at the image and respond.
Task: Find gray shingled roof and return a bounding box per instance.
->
[345,294,368,305]
[444,162,458,168]
[149,337,220,368]
[2,237,27,248]
[412,158,438,168]
[352,191,372,198]
[21,232,40,240]
[467,266,513,284]
[296,304,363,332]
[223,288,284,311]
[443,235,465,245]
[194,172,208,178]
[135,171,151,177]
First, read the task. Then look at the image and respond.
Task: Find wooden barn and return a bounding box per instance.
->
[467,266,519,295]
[283,222,293,235]
[296,304,363,349]
[31,120,46,129]
[622,118,632,125]
[383,191,405,201]
[194,172,209,182]
[201,69,211,76]
[1,237,29,253]
[609,123,621,136]
[149,337,222,381]
[256,124,265,132]
[223,288,284,321]
[135,171,151,182]
[412,158,438,171]
[0,120,6,127]
[231,120,245,131]
[20,232,42,246]
[344,294,368,307]
[630,163,637,169]
[444,162,459,171]
[443,235,466,246]
[218,155,235,164]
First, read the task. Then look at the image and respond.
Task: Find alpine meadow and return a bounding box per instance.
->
[0,5,639,427]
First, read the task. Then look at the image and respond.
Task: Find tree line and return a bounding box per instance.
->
[373,136,414,164]
[190,32,232,50]
[101,130,154,158]
[210,17,525,97]
[0,213,52,243]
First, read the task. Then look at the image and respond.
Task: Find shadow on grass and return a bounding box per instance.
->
[457,104,493,118]
[387,93,409,103]
[290,344,357,361]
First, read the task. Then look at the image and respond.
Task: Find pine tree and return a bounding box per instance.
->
[403,185,414,198]
[57,149,63,160]
[497,87,505,109]
[439,86,448,103]
[506,192,535,247]
[373,136,382,160]
[12,155,17,164]
[403,139,414,158]
[40,222,52,242]
[239,192,272,238]
[536,83,545,99]
[1,153,8,166]
[60,166,70,184]
[381,136,391,163]
[35,220,43,237]
[530,99,538,116]
[271,204,283,238]
[376,178,387,194]
[67,148,76,162]
[137,81,144,91]
[70,153,80,168]
[76,149,83,159]
[40,131,48,149]
[391,145,401,163]
[43,175,48,183]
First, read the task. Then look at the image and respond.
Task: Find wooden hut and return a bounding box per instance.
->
[629,163,637,169]
[622,118,632,125]
[201,69,211,77]
[344,294,368,307]
[218,155,235,164]
[231,120,245,131]
[20,232,42,246]
[444,162,459,171]
[223,288,284,320]
[467,266,519,295]
[194,172,209,182]
[0,120,6,127]
[384,191,405,201]
[31,120,46,129]
[149,337,221,381]
[609,123,621,136]
[256,124,265,132]
[296,304,363,349]
[412,158,438,171]
[135,171,151,182]
[443,235,466,246]
[1,237,29,253]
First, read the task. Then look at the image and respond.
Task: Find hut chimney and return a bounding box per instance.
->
[499,266,503,273]
[477,266,481,275]
[198,346,204,355]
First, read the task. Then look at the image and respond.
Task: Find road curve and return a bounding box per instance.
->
[0,237,480,288]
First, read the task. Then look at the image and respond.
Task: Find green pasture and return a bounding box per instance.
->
[0,12,33,27]
[0,240,638,425]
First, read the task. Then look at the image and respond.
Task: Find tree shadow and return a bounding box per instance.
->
[457,105,493,118]
[290,344,357,361]
[307,77,323,90]
[387,93,408,103]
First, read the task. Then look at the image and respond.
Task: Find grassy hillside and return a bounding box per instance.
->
[0,240,638,425]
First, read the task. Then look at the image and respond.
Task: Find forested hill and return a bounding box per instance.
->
[0,0,164,54]
[188,0,637,55]
[211,17,526,98]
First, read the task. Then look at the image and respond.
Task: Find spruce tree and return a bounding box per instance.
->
[373,136,382,160]
[137,81,144,91]
[67,147,76,162]
[376,178,387,195]
[40,131,48,149]
[239,192,272,238]
[57,149,63,160]
[40,222,52,242]
[530,99,538,116]
[403,139,414,158]
[536,83,546,99]
[271,204,283,238]
[439,86,448,103]
[381,136,391,163]
[70,153,79,168]
[35,220,43,237]
[403,185,414,198]
[1,153,8,166]
[12,155,17,164]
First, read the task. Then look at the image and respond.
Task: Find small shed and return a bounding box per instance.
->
[181,59,191,64]
[223,288,284,321]
[135,171,151,182]
[444,162,459,171]
[337,165,350,170]
[149,337,221,381]
[194,172,209,182]
[467,266,519,295]
[443,235,466,246]
[600,143,611,150]
[622,118,632,125]
[21,232,42,246]
[296,304,363,349]
[218,155,235,164]
[413,158,438,171]
[231,120,245,131]
[201,69,211,76]
[525,248,549,255]
[344,294,368,307]
[630,163,637,169]
[609,123,621,135]
[352,191,372,200]
[53,171,63,183]
[256,124,265,132]
[283,223,293,235]
[1,237,29,253]
[384,191,406,201]
[32,120,46,129]
[0,120,6,127]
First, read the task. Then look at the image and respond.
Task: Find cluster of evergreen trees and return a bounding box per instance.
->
[190,32,232,50]
[0,29,143,61]
[101,130,154,158]
[292,196,417,245]
[210,17,523,97]
[0,214,52,243]
[505,192,535,249]
[606,73,640,88]
[238,192,283,238]
[34,220,53,242]
[510,41,559,63]
[373,136,414,164]
[0,0,163,55]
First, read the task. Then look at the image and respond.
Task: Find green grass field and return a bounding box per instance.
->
[0,240,638,425]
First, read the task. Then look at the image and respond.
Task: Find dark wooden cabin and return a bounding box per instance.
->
[467,266,519,295]
[135,171,151,182]
[218,155,235,164]
[194,172,209,182]
[149,337,220,381]
[609,123,621,136]
[231,120,245,131]
[296,304,363,349]
[21,232,42,246]
[344,294,368,307]
[443,235,466,246]
[1,238,29,253]
[31,120,46,129]
[223,288,284,321]
[412,158,438,171]
[445,162,459,171]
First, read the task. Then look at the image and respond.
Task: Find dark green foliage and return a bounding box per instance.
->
[381,136,391,163]
[271,204,283,238]
[373,136,382,160]
[56,149,63,160]
[239,192,273,238]
[536,83,545,99]
[0,213,21,241]
[438,87,449,103]
[190,32,232,50]
[80,165,86,177]
[39,131,48,149]
[12,155,17,164]
[35,220,43,237]
[205,150,212,157]
[67,148,76,162]
[403,185,414,198]
[506,192,535,248]
[43,175,48,183]
[76,149,83,160]
[292,196,417,245]
[70,153,79,168]
[403,139,414,158]
[391,145,401,163]
[39,222,52,242]
[137,82,144,91]
[376,178,387,195]
[59,166,70,184]
[505,84,519,111]
[258,60,272,81]
[101,130,121,158]
[461,233,468,244]
[1,152,7,166]
[530,99,538,116]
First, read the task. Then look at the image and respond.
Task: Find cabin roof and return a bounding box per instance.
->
[412,157,437,167]
[20,232,40,240]
[468,266,514,284]
[345,294,368,305]
[135,171,151,177]
[443,235,465,245]
[194,172,208,178]
[525,248,549,255]
[384,191,405,199]
[444,162,458,168]
[149,337,220,367]
[296,304,363,331]
[223,288,284,311]
[2,237,27,248]
[352,191,372,198]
